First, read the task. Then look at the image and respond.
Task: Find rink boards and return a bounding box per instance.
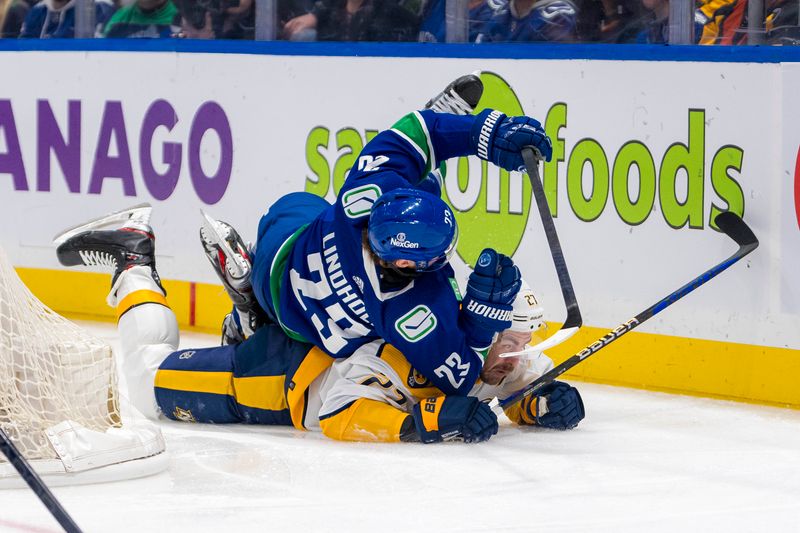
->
[0,43,798,407]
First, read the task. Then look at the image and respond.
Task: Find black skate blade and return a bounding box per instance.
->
[53,203,152,246]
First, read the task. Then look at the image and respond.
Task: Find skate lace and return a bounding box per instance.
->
[429,89,473,115]
[78,250,118,269]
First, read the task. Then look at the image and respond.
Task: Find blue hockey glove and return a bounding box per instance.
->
[520,381,585,430]
[412,396,499,443]
[460,248,522,349]
[470,109,553,172]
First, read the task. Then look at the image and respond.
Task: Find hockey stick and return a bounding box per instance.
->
[0,428,83,533]
[521,146,582,352]
[497,211,758,410]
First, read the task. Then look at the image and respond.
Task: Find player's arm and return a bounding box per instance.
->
[340,108,553,194]
[317,344,497,443]
[319,396,498,444]
[316,343,415,442]
[502,381,585,430]
[493,348,585,430]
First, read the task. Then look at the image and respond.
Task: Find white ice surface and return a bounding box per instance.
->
[2,323,800,533]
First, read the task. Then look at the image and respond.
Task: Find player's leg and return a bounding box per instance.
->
[199,213,269,343]
[54,205,178,420]
[154,323,314,425]
[249,192,330,325]
[200,192,329,345]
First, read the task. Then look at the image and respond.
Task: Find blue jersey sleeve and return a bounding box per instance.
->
[339,110,477,197]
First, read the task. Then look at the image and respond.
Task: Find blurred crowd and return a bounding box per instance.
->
[0,0,797,44]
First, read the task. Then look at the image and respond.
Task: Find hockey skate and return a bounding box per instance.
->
[54,203,163,290]
[199,211,266,342]
[425,72,484,115]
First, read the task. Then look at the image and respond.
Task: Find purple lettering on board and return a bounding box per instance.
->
[88,101,135,196]
[0,100,29,191]
[188,101,232,205]
[37,100,81,193]
[140,99,182,201]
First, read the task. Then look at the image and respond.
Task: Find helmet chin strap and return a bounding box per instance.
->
[380,264,422,286]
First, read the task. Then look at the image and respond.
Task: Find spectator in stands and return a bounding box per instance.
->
[694,0,748,44]
[615,0,667,42]
[1,0,35,38]
[18,0,114,38]
[103,0,180,38]
[176,8,215,38]
[217,0,255,39]
[476,0,578,42]
[694,0,800,45]
[174,0,257,40]
[766,0,800,44]
[586,0,644,41]
[282,0,419,41]
[418,0,497,42]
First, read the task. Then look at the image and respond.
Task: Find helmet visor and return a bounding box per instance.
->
[414,223,459,272]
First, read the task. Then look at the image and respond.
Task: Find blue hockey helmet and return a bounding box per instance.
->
[367,188,458,272]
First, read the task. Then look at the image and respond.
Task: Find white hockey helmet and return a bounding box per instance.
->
[508,279,545,333]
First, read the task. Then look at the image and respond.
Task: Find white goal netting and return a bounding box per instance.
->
[0,245,166,487]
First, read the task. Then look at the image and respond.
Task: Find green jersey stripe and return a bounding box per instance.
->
[389,112,433,176]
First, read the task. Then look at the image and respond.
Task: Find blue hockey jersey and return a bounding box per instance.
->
[20,0,114,38]
[270,110,487,396]
[418,0,500,42]
[476,0,577,42]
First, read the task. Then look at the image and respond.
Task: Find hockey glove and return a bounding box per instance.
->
[519,381,585,430]
[412,396,499,444]
[460,248,521,350]
[470,109,553,172]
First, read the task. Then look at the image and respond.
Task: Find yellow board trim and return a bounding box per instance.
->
[116,289,169,320]
[13,266,800,409]
[155,369,233,396]
[545,323,800,409]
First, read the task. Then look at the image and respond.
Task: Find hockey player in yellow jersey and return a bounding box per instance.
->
[54,205,585,444]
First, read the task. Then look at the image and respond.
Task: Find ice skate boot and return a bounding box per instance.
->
[54,203,163,290]
[425,72,484,115]
[199,211,266,340]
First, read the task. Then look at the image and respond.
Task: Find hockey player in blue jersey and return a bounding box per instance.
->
[53,207,584,443]
[201,74,554,399]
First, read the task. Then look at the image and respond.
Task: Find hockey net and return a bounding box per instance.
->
[0,245,167,487]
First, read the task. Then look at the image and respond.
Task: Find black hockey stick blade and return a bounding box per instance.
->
[497,212,759,410]
[0,428,83,533]
[715,211,759,249]
[521,146,582,352]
